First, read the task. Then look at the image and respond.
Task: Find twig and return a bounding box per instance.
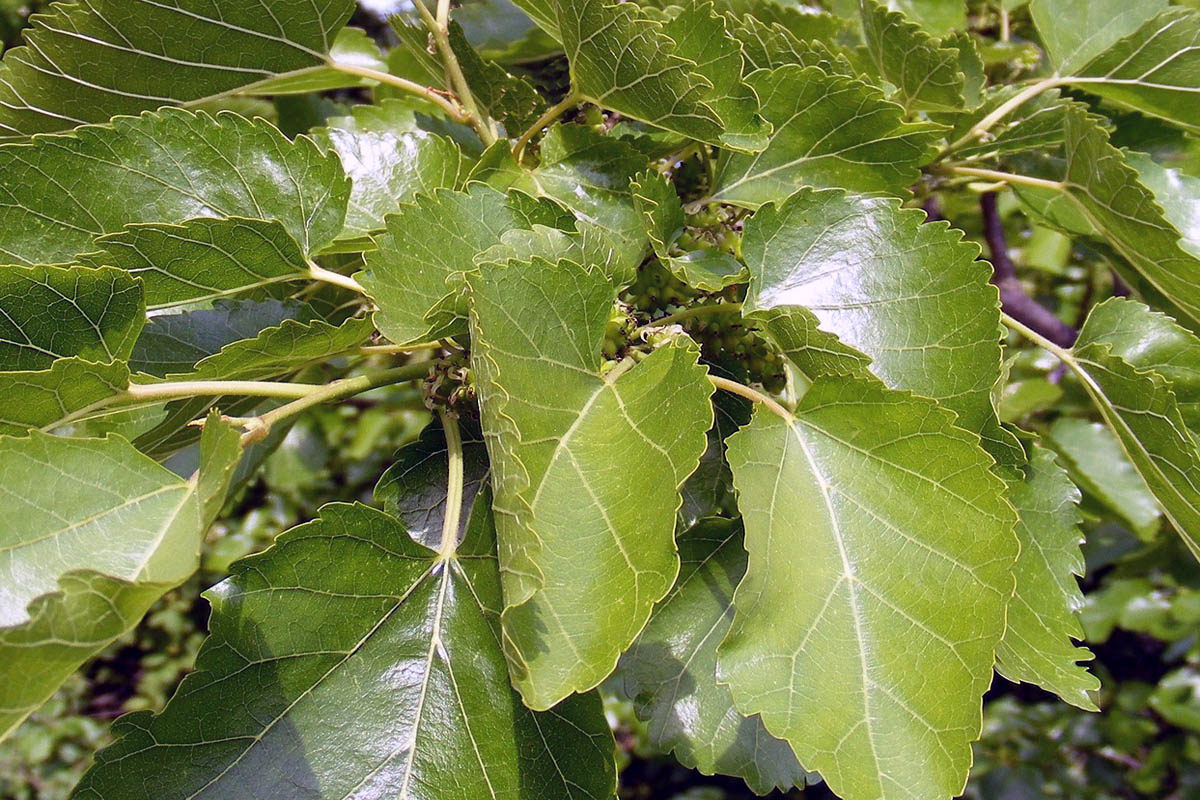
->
[513,92,581,159]
[634,302,743,337]
[953,166,1064,192]
[412,0,498,146]
[709,375,794,422]
[238,362,432,445]
[437,409,464,559]
[325,62,471,124]
[980,192,1078,349]
[308,262,366,294]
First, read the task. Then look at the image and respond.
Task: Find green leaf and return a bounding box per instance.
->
[996,446,1099,711]
[450,22,544,135]
[128,299,306,378]
[529,124,651,270]
[749,305,874,379]
[0,359,131,437]
[469,257,713,709]
[730,15,857,74]
[73,501,618,799]
[1126,150,1200,260]
[1064,8,1200,132]
[860,0,965,113]
[742,187,1003,435]
[1059,297,1200,559]
[0,0,355,139]
[0,416,241,742]
[315,101,469,241]
[477,221,638,289]
[658,0,772,151]
[554,0,750,150]
[1011,107,1200,330]
[886,0,965,37]
[1076,294,1200,432]
[375,418,492,551]
[358,184,573,346]
[621,518,812,794]
[244,27,387,95]
[719,376,1018,800]
[1048,418,1161,540]
[0,109,350,266]
[0,265,143,370]
[82,218,313,310]
[1030,0,1166,74]
[710,66,941,208]
[630,170,747,291]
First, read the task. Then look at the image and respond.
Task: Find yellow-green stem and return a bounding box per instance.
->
[239,362,432,445]
[437,409,464,559]
[326,62,471,124]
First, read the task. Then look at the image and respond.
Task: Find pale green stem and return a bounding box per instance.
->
[357,341,445,355]
[437,409,464,559]
[308,262,366,294]
[124,380,319,403]
[239,362,432,445]
[709,375,794,422]
[943,77,1066,155]
[326,62,471,123]
[1001,311,1075,362]
[513,91,582,158]
[635,302,743,336]
[951,166,1065,193]
[413,0,498,146]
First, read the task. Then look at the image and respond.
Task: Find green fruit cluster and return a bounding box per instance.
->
[674,202,743,260]
[618,261,786,393]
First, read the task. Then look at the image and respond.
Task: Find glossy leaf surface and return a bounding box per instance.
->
[0,0,355,138]
[710,66,940,208]
[742,187,1002,435]
[74,501,617,799]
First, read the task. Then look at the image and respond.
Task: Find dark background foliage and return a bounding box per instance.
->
[3,1,1200,798]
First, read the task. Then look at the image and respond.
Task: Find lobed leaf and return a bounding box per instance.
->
[528,124,651,271]
[659,0,772,152]
[358,184,574,346]
[860,0,965,113]
[314,101,470,242]
[554,0,745,150]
